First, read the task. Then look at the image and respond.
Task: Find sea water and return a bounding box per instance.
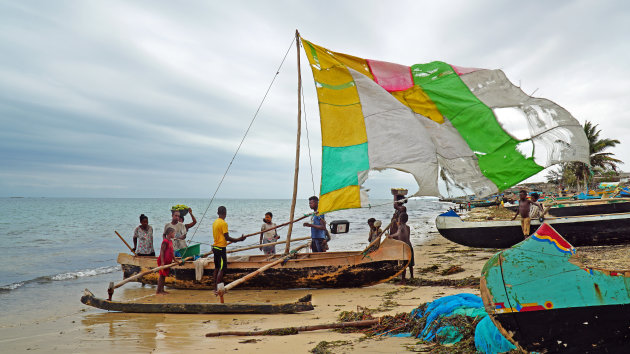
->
[0,197,452,329]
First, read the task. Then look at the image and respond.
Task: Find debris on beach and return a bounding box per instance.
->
[205,294,517,353]
[440,265,465,276]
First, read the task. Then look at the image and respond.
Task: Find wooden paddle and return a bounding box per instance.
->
[195,214,312,258]
[107,256,192,300]
[240,214,311,239]
[227,236,311,254]
[115,231,136,256]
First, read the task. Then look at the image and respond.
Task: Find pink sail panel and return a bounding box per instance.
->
[452,65,483,76]
[366,59,413,92]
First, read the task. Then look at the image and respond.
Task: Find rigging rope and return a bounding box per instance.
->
[181,36,297,255]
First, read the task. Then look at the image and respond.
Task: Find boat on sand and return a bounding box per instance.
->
[435,211,630,248]
[117,238,412,290]
[480,223,630,353]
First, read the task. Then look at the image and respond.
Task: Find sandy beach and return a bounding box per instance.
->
[0,224,501,353]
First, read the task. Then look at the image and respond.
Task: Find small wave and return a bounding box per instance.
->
[50,265,121,281]
[0,265,121,292]
[0,281,25,292]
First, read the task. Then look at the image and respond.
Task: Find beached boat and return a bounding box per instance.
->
[117,237,412,290]
[112,32,591,292]
[480,223,630,353]
[435,211,630,248]
[507,198,630,217]
[547,200,630,217]
[80,289,314,314]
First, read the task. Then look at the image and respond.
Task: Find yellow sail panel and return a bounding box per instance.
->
[319,103,367,147]
[319,185,362,214]
[390,86,444,124]
[330,52,374,80]
[303,40,373,80]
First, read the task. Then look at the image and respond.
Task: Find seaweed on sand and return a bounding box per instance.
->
[405,276,480,288]
[310,340,353,354]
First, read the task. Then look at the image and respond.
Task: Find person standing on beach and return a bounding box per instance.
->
[529,193,543,219]
[512,190,541,238]
[165,211,187,250]
[212,206,245,295]
[390,195,407,235]
[303,196,327,252]
[132,214,154,256]
[366,218,382,253]
[156,227,176,295]
[259,212,279,255]
[388,212,414,284]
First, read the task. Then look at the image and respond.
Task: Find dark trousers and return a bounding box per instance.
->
[311,238,326,252]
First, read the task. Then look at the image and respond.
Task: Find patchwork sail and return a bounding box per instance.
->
[301,38,589,214]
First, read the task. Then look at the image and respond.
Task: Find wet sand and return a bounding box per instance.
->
[0,231,498,353]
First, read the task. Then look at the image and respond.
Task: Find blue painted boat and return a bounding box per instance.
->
[480,223,630,353]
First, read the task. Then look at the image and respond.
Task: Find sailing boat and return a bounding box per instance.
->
[116,31,589,290]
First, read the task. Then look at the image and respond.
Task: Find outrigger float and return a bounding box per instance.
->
[80,289,314,314]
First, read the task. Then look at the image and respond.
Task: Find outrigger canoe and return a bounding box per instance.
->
[80,289,314,314]
[480,223,630,353]
[435,211,630,248]
[117,238,411,290]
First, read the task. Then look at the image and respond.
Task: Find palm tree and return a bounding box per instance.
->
[584,121,622,172]
[572,121,622,190]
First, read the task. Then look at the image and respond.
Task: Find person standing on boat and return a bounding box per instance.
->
[132,214,154,256]
[177,208,197,247]
[212,206,245,295]
[165,210,187,250]
[259,212,279,255]
[303,196,327,252]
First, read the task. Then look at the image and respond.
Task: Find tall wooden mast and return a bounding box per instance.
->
[284,30,302,254]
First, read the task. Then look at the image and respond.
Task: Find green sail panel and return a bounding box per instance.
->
[321,143,369,195]
[411,61,543,189]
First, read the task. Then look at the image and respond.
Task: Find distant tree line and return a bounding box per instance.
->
[546,121,622,190]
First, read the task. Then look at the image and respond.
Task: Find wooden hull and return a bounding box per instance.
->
[80,289,314,314]
[507,201,630,216]
[117,238,411,290]
[480,224,630,353]
[435,212,630,248]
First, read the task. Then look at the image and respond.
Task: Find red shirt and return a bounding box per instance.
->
[158,238,174,266]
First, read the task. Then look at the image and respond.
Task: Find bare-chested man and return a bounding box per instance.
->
[388,212,413,284]
[390,194,407,235]
[512,190,541,238]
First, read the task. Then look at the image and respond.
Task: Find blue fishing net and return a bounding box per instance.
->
[474,315,516,353]
[383,293,515,353]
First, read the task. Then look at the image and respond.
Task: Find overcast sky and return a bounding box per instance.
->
[1,0,628,199]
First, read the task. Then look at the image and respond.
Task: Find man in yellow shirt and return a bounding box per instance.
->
[213,206,245,295]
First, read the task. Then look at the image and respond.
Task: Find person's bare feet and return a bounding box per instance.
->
[156,290,169,295]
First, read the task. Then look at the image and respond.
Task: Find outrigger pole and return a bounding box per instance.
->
[284,29,303,255]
